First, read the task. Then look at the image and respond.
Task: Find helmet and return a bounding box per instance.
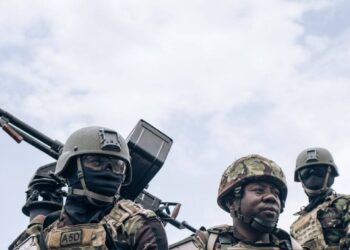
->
[22,162,65,216]
[56,126,132,185]
[217,154,287,213]
[294,147,339,182]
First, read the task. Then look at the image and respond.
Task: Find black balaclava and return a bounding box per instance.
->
[64,157,125,224]
[300,166,334,198]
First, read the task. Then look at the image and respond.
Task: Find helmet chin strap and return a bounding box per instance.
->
[301,166,331,197]
[68,157,118,207]
[230,186,278,233]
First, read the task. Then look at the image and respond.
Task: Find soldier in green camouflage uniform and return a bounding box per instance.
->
[38,126,168,249]
[8,162,65,250]
[290,147,350,250]
[170,154,302,250]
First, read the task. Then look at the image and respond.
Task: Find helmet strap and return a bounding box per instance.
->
[68,157,115,207]
[230,186,277,233]
[301,166,331,197]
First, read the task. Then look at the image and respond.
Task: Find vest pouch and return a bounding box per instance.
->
[46,223,107,249]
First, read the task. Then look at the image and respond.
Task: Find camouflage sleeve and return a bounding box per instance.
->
[339,197,350,249]
[132,216,168,250]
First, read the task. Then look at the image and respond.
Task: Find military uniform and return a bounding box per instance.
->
[291,147,350,249]
[170,154,302,250]
[42,199,167,249]
[290,191,350,250]
[170,225,301,250]
[35,126,168,249]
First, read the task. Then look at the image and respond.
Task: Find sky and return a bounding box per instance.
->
[1,0,350,248]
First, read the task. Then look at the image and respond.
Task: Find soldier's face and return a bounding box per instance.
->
[299,166,328,189]
[240,182,281,222]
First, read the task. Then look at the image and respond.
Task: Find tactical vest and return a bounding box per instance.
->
[9,224,42,250]
[169,225,298,250]
[226,242,280,250]
[290,194,343,250]
[43,199,156,249]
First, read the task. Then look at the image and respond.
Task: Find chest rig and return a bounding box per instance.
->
[290,194,343,250]
[226,242,280,250]
[178,225,293,250]
[44,199,155,249]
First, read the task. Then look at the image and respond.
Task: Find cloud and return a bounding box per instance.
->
[1,0,350,247]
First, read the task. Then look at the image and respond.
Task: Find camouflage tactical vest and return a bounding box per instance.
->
[169,225,299,250]
[43,199,157,249]
[290,193,350,250]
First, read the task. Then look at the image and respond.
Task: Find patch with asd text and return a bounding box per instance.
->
[60,230,82,246]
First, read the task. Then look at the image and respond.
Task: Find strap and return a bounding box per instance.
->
[69,187,114,203]
[207,232,219,250]
[75,157,114,205]
[39,228,48,250]
[103,224,120,250]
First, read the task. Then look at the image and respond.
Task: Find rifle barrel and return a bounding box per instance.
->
[0,108,63,151]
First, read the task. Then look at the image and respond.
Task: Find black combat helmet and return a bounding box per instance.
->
[22,162,66,216]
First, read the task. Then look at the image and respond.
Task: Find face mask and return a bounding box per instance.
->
[83,168,124,197]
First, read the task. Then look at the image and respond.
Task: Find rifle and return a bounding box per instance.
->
[0,108,197,233]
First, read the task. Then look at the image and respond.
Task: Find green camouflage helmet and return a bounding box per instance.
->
[55,126,132,185]
[294,147,339,182]
[217,154,287,212]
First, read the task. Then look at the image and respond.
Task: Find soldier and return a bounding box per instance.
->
[290,147,350,249]
[170,154,302,250]
[9,162,65,250]
[39,126,168,249]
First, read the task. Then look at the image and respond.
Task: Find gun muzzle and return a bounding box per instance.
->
[0,117,23,143]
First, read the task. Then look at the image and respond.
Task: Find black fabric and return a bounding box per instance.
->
[42,210,61,229]
[66,166,123,198]
[83,168,124,196]
[64,195,113,224]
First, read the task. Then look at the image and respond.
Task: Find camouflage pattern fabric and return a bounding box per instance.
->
[43,199,167,249]
[217,154,287,212]
[170,225,298,250]
[291,192,350,249]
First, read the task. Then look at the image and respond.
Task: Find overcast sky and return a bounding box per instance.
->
[1,0,350,248]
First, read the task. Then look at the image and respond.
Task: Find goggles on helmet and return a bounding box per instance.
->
[81,155,127,175]
[299,165,329,180]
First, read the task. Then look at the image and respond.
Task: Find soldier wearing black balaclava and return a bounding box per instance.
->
[291,147,350,250]
[40,126,168,249]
